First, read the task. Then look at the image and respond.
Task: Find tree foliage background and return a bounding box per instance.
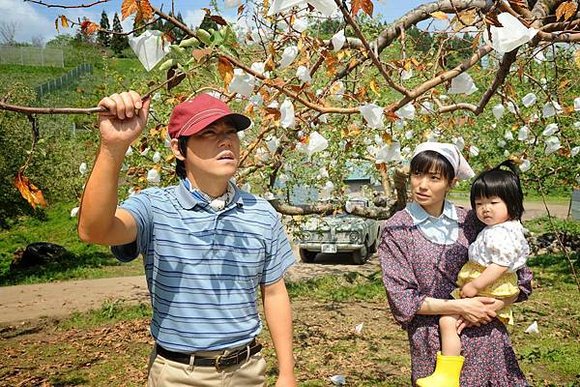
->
[1,0,579,222]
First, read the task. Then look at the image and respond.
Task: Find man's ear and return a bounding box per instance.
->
[170,138,185,161]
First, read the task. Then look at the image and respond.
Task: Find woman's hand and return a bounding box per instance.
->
[458,297,497,326]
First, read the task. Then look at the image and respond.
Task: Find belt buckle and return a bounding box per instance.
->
[214,354,224,371]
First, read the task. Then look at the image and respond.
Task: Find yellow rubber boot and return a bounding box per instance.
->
[416,352,465,387]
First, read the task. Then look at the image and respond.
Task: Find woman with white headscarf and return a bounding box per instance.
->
[378,142,531,386]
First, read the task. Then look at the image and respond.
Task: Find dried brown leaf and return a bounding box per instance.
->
[351,0,373,17]
[430,11,448,20]
[218,56,234,88]
[556,1,578,21]
[60,15,69,28]
[14,172,47,209]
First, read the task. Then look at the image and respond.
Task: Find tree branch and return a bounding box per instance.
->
[221,54,360,114]
[267,199,395,219]
[151,4,195,37]
[23,0,110,9]
[335,0,491,80]
[334,0,410,97]
[386,44,493,113]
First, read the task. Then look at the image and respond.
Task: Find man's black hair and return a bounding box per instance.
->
[470,160,524,220]
[410,150,456,183]
[175,136,189,179]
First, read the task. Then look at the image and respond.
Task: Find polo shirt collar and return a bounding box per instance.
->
[407,200,457,225]
[175,180,245,210]
[176,180,201,209]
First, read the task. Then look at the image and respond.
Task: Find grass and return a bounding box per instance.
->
[525,215,580,235]
[0,64,69,87]
[0,254,578,386]
[0,201,143,286]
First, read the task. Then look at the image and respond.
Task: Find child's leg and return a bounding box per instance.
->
[417,315,465,387]
[439,315,461,356]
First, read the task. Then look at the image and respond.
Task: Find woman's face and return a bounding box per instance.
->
[410,168,454,217]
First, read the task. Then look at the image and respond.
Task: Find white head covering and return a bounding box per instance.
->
[412,142,475,181]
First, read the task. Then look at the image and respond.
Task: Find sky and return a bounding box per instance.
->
[0,0,432,44]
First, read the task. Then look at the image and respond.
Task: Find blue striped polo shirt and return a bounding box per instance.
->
[111,181,296,352]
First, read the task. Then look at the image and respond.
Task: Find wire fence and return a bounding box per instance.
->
[0,46,64,67]
[35,63,93,101]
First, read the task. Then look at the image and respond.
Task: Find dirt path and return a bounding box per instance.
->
[0,201,571,325]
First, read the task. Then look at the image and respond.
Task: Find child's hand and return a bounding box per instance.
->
[461,282,479,298]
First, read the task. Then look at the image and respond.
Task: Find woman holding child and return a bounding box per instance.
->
[378,142,532,386]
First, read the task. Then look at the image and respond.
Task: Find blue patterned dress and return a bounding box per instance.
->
[379,205,532,386]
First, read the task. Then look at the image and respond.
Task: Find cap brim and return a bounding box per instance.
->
[179,112,252,137]
[227,113,252,132]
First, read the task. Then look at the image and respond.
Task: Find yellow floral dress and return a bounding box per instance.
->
[452,220,530,325]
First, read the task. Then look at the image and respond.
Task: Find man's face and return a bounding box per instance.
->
[184,119,241,180]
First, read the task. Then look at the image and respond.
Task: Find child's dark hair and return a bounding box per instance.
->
[410,150,455,183]
[470,160,524,220]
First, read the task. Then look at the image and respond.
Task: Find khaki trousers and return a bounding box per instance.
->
[147,345,267,387]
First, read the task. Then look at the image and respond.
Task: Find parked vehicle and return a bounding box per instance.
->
[296,198,381,264]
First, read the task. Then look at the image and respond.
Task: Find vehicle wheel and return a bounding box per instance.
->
[299,249,317,263]
[352,242,368,265]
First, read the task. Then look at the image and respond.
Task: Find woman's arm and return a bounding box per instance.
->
[419,296,498,326]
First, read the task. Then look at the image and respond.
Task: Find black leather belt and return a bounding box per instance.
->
[156,340,262,370]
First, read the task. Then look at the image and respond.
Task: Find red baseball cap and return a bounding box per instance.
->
[167,94,252,139]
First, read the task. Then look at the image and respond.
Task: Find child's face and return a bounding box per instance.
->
[474,196,510,226]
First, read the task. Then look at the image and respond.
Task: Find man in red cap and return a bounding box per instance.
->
[78,91,297,386]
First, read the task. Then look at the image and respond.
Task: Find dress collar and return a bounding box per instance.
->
[407,200,457,226]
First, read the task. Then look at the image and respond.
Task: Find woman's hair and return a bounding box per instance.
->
[175,136,189,179]
[410,150,456,183]
[470,160,524,220]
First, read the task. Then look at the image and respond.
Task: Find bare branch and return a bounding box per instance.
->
[221,54,360,114]
[333,0,410,97]
[386,44,493,113]
[336,0,491,80]
[268,199,395,219]
[23,0,110,9]
[536,30,580,42]
[0,101,104,115]
[151,4,195,37]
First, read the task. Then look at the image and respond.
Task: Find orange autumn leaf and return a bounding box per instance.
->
[323,51,338,76]
[81,20,100,35]
[430,11,448,20]
[555,1,578,21]
[351,0,373,17]
[121,0,138,19]
[60,15,69,28]
[14,172,47,209]
[121,0,153,23]
[218,56,234,88]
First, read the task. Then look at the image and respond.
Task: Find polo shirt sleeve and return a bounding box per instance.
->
[111,192,153,262]
[261,212,295,285]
